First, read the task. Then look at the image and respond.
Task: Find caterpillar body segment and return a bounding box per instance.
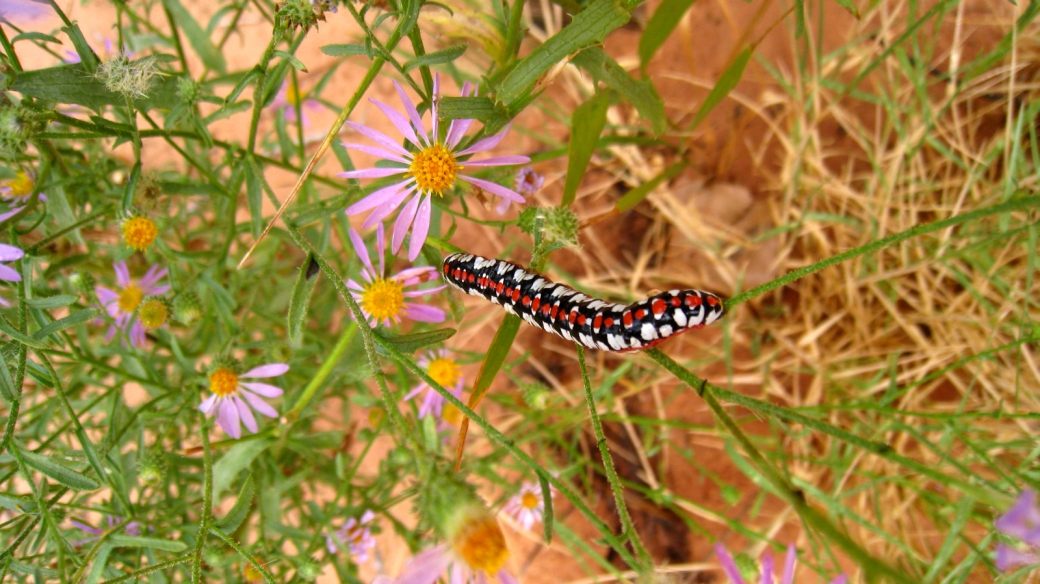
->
[441,252,726,352]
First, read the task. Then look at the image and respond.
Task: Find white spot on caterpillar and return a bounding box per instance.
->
[607,334,623,351]
[612,304,626,313]
[579,333,593,347]
[640,323,659,341]
[673,310,688,327]
[596,341,610,351]
[659,324,673,337]
[551,286,569,297]
[497,262,510,275]
[530,278,548,291]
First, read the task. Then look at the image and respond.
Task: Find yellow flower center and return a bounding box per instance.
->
[209,368,240,397]
[122,216,158,251]
[442,403,461,425]
[118,284,143,313]
[242,557,265,583]
[361,278,405,321]
[7,172,33,198]
[450,513,509,575]
[427,357,461,388]
[139,299,167,329]
[285,81,302,107]
[521,491,540,510]
[408,143,460,195]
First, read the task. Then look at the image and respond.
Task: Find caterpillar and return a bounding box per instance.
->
[441,252,726,352]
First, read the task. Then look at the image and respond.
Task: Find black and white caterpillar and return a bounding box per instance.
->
[442,252,726,352]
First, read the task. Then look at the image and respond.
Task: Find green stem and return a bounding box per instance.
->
[287,322,356,419]
[100,554,193,584]
[576,345,653,575]
[191,407,215,584]
[211,527,275,583]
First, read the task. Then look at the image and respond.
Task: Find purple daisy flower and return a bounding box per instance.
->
[404,349,463,419]
[995,489,1040,571]
[503,481,554,532]
[341,74,530,260]
[0,243,24,308]
[715,543,847,584]
[325,510,377,562]
[0,171,46,224]
[95,262,170,348]
[271,79,322,128]
[346,224,445,327]
[0,0,50,23]
[199,363,287,439]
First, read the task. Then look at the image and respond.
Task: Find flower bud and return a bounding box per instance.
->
[172,291,202,325]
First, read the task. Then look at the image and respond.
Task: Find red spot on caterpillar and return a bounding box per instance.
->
[496,282,505,294]
[635,309,646,319]
[521,296,531,307]
[511,288,521,303]
[531,297,541,312]
[707,296,719,306]
[542,304,552,316]
[652,299,666,316]
[686,295,702,307]
[550,305,559,319]
[604,317,614,328]
[592,314,603,330]
[577,314,587,326]
[569,310,578,324]
[622,312,633,327]
[468,274,475,283]
[670,296,682,307]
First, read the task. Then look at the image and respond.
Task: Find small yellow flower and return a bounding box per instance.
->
[138,298,168,329]
[6,172,34,198]
[122,216,158,251]
[118,284,143,313]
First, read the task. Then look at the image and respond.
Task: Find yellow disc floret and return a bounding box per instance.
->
[450,511,509,575]
[118,284,143,313]
[6,172,34,198]
[521,491,540,510]
[408,143,460,195]
[139,299,168,329]
[209,368,240,397]
[427,357,461,388]
[122,216,159,251]
[361,278,405,321]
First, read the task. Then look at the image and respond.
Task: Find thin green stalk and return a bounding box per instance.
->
[191,408,215,584]
[211,527,275,583]
[246,28,285,152]
[287,322,357,419]
[576,345,653,576]
[726,193,1040,308]
[99,554,193,584]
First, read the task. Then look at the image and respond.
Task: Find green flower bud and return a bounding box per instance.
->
[294,556,321,581]
[172,291,202,326]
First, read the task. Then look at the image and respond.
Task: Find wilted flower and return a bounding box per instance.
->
[271,79,321,127]
[995,489,1040,571]
[341,74,529,260]
[374,504,518,584]
[503,481,553,531]
[405,349,463,419]
[511,166,544,212]
[325,510,377,562]
[199,363,287,439]
[0,170,46,223]
[715,543,847,584]
[346,224,444,327]
[95,262,170,347]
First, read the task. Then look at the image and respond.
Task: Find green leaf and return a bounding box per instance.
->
[497,0,631,104]
[615,161,685,212]
[109,535,188,552]
[212,438,273,501]
[123,161,141,211]
[0,319,49,348]
[436,96,501,123]
[0,354,15,403]
[562,91,611,206]
[18,446,100,491]
[63,24,98,73]
[690,46,752,130]
[374,328,457,354]
[12,32,61,44]
[320,44,369,57]
[468,314,522,409]
[0,492,37,513]
[161,0,226,73]
[216,474,254,533]
[275,50,308,72]
[403,44,468,72]
[33,308,99,341]
[9,64,182,111]
[538,472,554,544]
[244,155,263,239]
[84,543,113,584]
[638,0,698,70]
[571,47,666,135]
[288,256,320,344]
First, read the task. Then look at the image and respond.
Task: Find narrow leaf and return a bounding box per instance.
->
[0,319,49,348]
[109,535,188,552]
[437,96,499,122]
[403,44,468,72]
[84,543,113,584]
[690,46,752,130]
[538,472,554,544]
[0,354,15,402]
[288,256,320,344]
[19,447,100,491]
[122,161,141,211]
[23,294,78,309]
[161,0,226,73]
[571,47,666,135]
[212,438,272,501]
[469,314,521,408]
[33,308,99,341]
[497,0,631,104]
[216,474,254,533]
[12,32,61,44]
[275,50,308,72]
[244,155,263,239]
[615,162,685,212]
[374,328,457,354]
[562,91,611,206]
[320,44,368,57]
[638,0,698,70]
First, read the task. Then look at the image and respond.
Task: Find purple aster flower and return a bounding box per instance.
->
[341,74,530,260]
[325,510,377,562]
[0,243,24,308]
[70,515,143,546]
[0,0,50,23]
[503,481,554,532]
[271,79,321,128]
[507,166,544,213]
[404,349,462,419]
[0,171,46,224]
[95,262,170,348]
[346,224,445,327]
[715,543,847,584]
[995,489,1040,571]
[199,363,287,439]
